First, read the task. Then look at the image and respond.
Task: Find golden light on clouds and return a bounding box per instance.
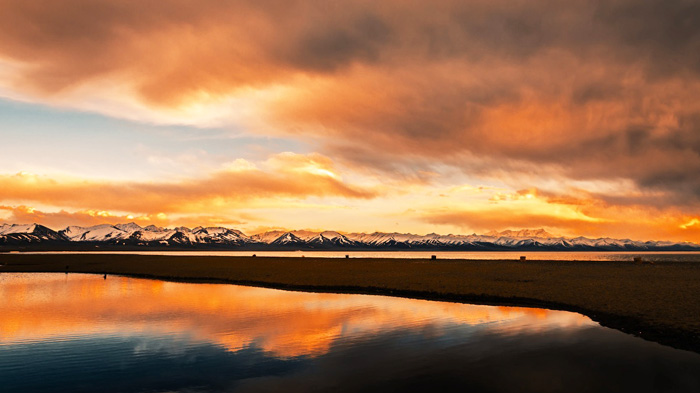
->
[681,219,700,230]
[0,0,698,242]
[0,153,377,214]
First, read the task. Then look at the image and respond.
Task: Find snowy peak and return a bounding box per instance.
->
[484,228,556,238]
[251,230,320,243]
[270,232,306,245]
[45,223,253,245]
[115,222,142,232]
[250,230,287,244]
[193,226,245,237]
[0,223,37,235]
[308,231,356,246]
[0,223,65,243]
[60,224,129,242]
[189,227,249,244]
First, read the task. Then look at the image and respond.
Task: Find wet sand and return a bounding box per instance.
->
[1,253,699,353]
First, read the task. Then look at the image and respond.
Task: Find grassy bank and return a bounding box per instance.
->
[2,253,699,353]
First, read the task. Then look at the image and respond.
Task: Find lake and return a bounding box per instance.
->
[11,250,700,262]
[1,273,699,392]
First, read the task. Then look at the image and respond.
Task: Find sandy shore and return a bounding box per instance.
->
[1,253,699,353]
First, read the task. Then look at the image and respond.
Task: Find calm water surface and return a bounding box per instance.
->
[1,273,699,392]
[12,250,700,262]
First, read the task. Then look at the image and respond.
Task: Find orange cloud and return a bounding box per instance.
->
[420,188,700,242]
[681,218,700,230]
[0,153,377,215]
[422,209,599,237]
[0,205,254,230]
[0,205,170,228]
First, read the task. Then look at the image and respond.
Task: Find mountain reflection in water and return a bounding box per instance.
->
[1,273,699,393]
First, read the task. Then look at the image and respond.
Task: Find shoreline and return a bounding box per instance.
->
[2,253,699,354]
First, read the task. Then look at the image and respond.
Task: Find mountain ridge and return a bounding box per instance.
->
[1,222,698,251]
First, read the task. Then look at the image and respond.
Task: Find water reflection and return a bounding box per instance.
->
[1,273,699,393]
[0,273,588,357]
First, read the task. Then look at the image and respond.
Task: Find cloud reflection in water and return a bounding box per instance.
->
[1,273,699,393]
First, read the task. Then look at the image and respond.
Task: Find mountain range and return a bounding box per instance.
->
[1,222,698,251]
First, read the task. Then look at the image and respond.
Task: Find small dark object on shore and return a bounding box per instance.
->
[104,274,107,280]
[520,256,527,261]
[431,255,437,260]
[345,255,349,259]
[252,254,257,257]
[634,257,654,265]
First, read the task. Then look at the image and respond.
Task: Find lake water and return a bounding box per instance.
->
[1,273,699,393]
[11,250,700,262]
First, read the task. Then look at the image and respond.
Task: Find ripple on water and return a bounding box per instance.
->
[0,273,698,393]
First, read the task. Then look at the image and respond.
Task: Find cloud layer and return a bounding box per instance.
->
[0,153,376,214]
[0,1,699,239]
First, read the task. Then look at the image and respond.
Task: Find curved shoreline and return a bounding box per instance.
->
[2,253,699,354]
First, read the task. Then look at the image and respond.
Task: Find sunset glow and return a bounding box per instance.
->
[1,0,699,242]
[0,274,590,358]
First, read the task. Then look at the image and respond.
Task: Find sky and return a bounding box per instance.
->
[0,0,699,242]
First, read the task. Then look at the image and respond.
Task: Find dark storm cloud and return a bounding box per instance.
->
[594,0,700,77]
[281,13,394,72]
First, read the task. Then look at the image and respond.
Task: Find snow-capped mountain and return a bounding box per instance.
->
[251,230,320,243]
[189,226,250,245]
[60,224,131,242]
[115,222,143,232]
[1,223,699,251]
[269,232,306,246]
[0,222,255,248]
[0,223,67,244]
[308,231,357,247]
